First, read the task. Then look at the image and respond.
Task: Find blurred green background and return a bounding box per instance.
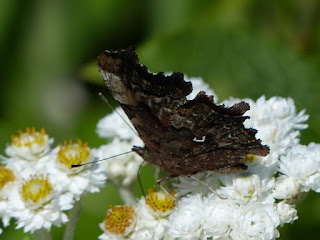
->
[1,0,320,239]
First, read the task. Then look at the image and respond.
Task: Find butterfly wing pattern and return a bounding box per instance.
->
[97,47,269,176]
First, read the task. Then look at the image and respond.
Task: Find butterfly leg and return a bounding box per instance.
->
[188,174,227,199]
[157,174,177,200]
[137,160,146,197]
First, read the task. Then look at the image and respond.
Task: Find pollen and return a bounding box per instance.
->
[244,154,256,163]
[20,176,53,204]
[0,165,15,191]
[57,139,90,167]
[104,205,136,236]
[145,186,176,215]
[11,127,46,147]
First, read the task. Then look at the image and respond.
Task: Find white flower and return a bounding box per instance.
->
[11,175,72,233]
[5,127,53,161]
[168,194,205,240]
[275,201,298,226]
[218,173,275,205]
[131,194,174,240]
[230,202,280,240]
[92,138,143,187]
[98,190,175,240]
[99,205,137,240]
[48,140,107,201]
[203,194,238,239]
[2,128,54,180]
[279,143,320,192]
[273,175,300,200]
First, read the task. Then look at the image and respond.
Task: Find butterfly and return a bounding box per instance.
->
[97,47,269,177]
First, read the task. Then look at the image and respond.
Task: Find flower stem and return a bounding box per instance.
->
[63,200,82,240]
[32,229,52,240]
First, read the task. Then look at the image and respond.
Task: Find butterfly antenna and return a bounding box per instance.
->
[98,92,139,137]
[71,150,134,168]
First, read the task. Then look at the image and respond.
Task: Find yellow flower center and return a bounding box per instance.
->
[104,205,136,236]
[0,165,15,191]
[20,176,53,204]
[57,139,90,168]
[146,186,175,215]
[11,127,46,147]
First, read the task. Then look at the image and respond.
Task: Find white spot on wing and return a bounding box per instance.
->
[193,136,206,143]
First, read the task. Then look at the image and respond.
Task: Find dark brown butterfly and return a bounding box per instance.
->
[97,47,269,177]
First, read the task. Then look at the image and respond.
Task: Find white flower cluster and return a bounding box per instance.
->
[97,76,319,240]
[99,188,176,240]
[0,128,107,234]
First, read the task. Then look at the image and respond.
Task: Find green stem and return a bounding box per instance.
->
[63,200,82,240]
[32,228,52,240]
